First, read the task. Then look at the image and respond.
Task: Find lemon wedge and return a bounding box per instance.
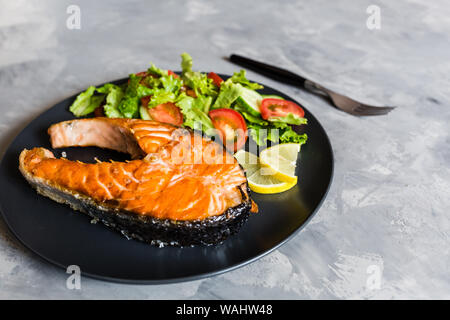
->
[234,150,297,194]
[259,143,301,183]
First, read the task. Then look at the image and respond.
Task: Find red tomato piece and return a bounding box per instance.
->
[209,108,247,152]
[168,70,180,78]
[141,97,183,126]
[149,102,183,126]
[260,98,305,120]
[207,72,224,87]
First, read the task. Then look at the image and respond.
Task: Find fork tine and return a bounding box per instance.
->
[358,110,391,116]
[353,109,389,116]
[355,104,396,112]
[369,105,396,112]
[353,105,395,116]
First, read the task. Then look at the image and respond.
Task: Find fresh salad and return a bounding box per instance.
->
[69,53,307,152]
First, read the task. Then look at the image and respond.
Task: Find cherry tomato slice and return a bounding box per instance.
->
[150,103,183,126]
[260,98,305,120]
[209,108,247,152]
[167,70,180,78]
[207,72,224,87]
[141,97,183,126]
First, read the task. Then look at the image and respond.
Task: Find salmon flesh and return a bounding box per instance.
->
[19,118,256,246]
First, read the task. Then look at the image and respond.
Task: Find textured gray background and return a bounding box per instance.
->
[0,0,449,299]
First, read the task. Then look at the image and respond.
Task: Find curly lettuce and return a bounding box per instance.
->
[230,70,263,90]
[181,52,218,97]
[245,112,307,146]
[97,84,124,118]
[212,80,243,109]
[69,86,105,117]
[176,93,213,133]
[267,113,308,126]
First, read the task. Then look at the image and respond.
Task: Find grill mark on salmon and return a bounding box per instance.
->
[20,118,257,246]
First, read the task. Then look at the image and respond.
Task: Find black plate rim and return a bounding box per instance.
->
[0,74,334,284]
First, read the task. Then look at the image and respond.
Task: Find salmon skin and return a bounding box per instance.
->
[20,118,256,247]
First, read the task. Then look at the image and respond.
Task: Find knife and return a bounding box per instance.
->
[228,54,395,116]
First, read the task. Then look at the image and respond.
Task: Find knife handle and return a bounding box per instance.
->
[229,54,307,87]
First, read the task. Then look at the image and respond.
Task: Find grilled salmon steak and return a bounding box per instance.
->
[19,118,257,246]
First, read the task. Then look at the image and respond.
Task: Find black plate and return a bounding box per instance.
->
[0,75,333,284]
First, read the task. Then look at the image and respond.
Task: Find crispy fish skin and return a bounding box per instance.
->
[19,119,256,246]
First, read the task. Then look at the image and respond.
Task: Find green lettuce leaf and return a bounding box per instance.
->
[212,80,243,109]
[125,74,142,96]
[248,124,280,146]
[279,126,308,144]
[240,111,268,126]
[146,89,177,109]
[181,52,193,74]
[247,118,308,146]
[180,52,218,97]
[69,86,105,117]
[230,69,263,90]
[118,96,139,118]
[176,94,213,132]
[191,74,217,97]
[160,74,183,94]
[193,95,213,114]
[147,63,168,77]
[136,85,154,98]
[140,66,182,96]
[144,76,161,89]
[233,103,268,126]
[97,84,124,118]
[118,74,147,118]
[96,83,113,94]
[268,113,308,126]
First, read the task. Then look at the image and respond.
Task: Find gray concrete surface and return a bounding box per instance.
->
[0,0,449,299]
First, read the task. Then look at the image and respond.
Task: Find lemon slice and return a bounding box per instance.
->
[246,169,297,194]
[259,143,301,183]
[234,149,260,177]
[234,150,297,194]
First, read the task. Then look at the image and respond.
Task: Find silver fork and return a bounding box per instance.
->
[229,54,396,116]
[304,80,396,116]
